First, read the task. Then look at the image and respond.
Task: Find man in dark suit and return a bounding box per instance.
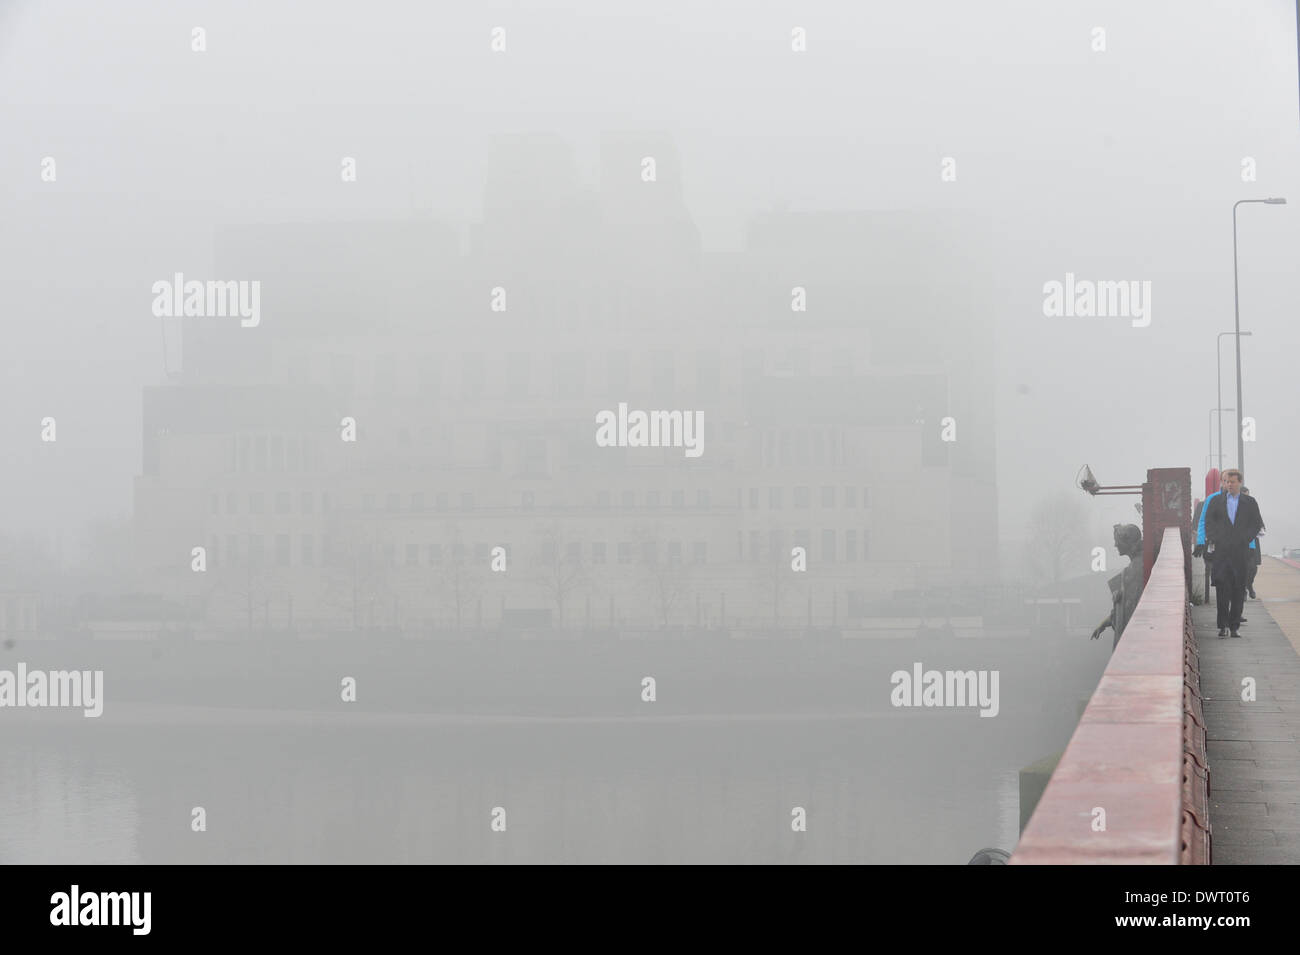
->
[1204,468,1264,638]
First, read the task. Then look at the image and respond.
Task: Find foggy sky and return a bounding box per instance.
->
[2,0,1299,561]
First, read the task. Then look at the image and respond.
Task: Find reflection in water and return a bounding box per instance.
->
[1,630,1104,863]
[0,742,142,865]
[2,717,1029,864]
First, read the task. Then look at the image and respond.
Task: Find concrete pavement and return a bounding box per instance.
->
[1195,556,1300,864]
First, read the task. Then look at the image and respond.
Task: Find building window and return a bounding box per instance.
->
[696,348,721,398]
[301,534,315,567]
[863,529,871,559]
[226,534,239,564]
[822,529,836,562]
[420,356,442,398]
[521,437,547,475]
[697,489,711,508]
[617,542,633,565]
[507,352,531,399]
[863,488,871,508]
[846,529,858,562]
[249,493,264,515]
[275,492,291,515]
[668,541,682,564]
[621,491,634,509]
[651,348,674,391]
[254,435,268,472]
[769,529,786,562]
[330,353,355,393]
[386,493,400,513]
[287,436,301,472]
[552,352,585,399]
[671,490,685,509]
[640,541,657,564]
[844,486,856,508]
[647,490,660,508]
[275,534,290,566]
[692,541,707,564]
[270,435,284,472]
[428,543,442,565]
[210,493,220,515]
[301,492,314,514]
[362,493,376,512]
[208,536,220,567]
[821,486,835,508]
[460,493,475,511]
[249,534,265,565]
[406,543,419,566]
[769,487,783,510]
[436,493,448,511]
[522,491,535,509]
[750,530,761,562]
[411,492,423,511]
[460,353,486,400]
[793,486,810,509]
[227,492,238,515]
[321,492,331,513]
[596,490,610,508]
[592,542,607,564]
[749,488,758,509]
[608,351,631,391]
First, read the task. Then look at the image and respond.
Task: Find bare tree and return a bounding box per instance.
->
[760,527,802,627]
[439,523,481,631]
[323,517,392,630]
[533,521,589,628]
[633,523,692,628]
[1025,491,1089,588]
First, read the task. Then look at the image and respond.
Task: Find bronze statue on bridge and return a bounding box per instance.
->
[1090,523,1144,650]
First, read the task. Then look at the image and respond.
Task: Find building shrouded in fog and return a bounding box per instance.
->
[132,131,998,634]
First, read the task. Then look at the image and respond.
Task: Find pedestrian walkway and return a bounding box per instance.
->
[1194,556,1300,863]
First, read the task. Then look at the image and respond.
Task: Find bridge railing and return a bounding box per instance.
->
[1011,525,1210,864]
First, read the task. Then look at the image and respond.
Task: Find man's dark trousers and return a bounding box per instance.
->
[1212,555,1246,630]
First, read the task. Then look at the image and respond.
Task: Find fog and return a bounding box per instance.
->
[0,1,1297,863]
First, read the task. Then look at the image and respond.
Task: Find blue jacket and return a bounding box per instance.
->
[1197,490,1256,549]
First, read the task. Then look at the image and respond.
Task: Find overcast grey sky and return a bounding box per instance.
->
[2,0,1298,557]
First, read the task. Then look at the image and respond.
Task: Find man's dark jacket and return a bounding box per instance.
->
[1204,492,1265,576]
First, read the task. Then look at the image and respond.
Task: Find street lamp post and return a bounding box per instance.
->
[1215,331,1247,472]
[1232,197,1286,474]
[1209,407,1235,474]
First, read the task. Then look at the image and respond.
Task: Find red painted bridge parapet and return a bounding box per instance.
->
[1011,525,1209,864]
